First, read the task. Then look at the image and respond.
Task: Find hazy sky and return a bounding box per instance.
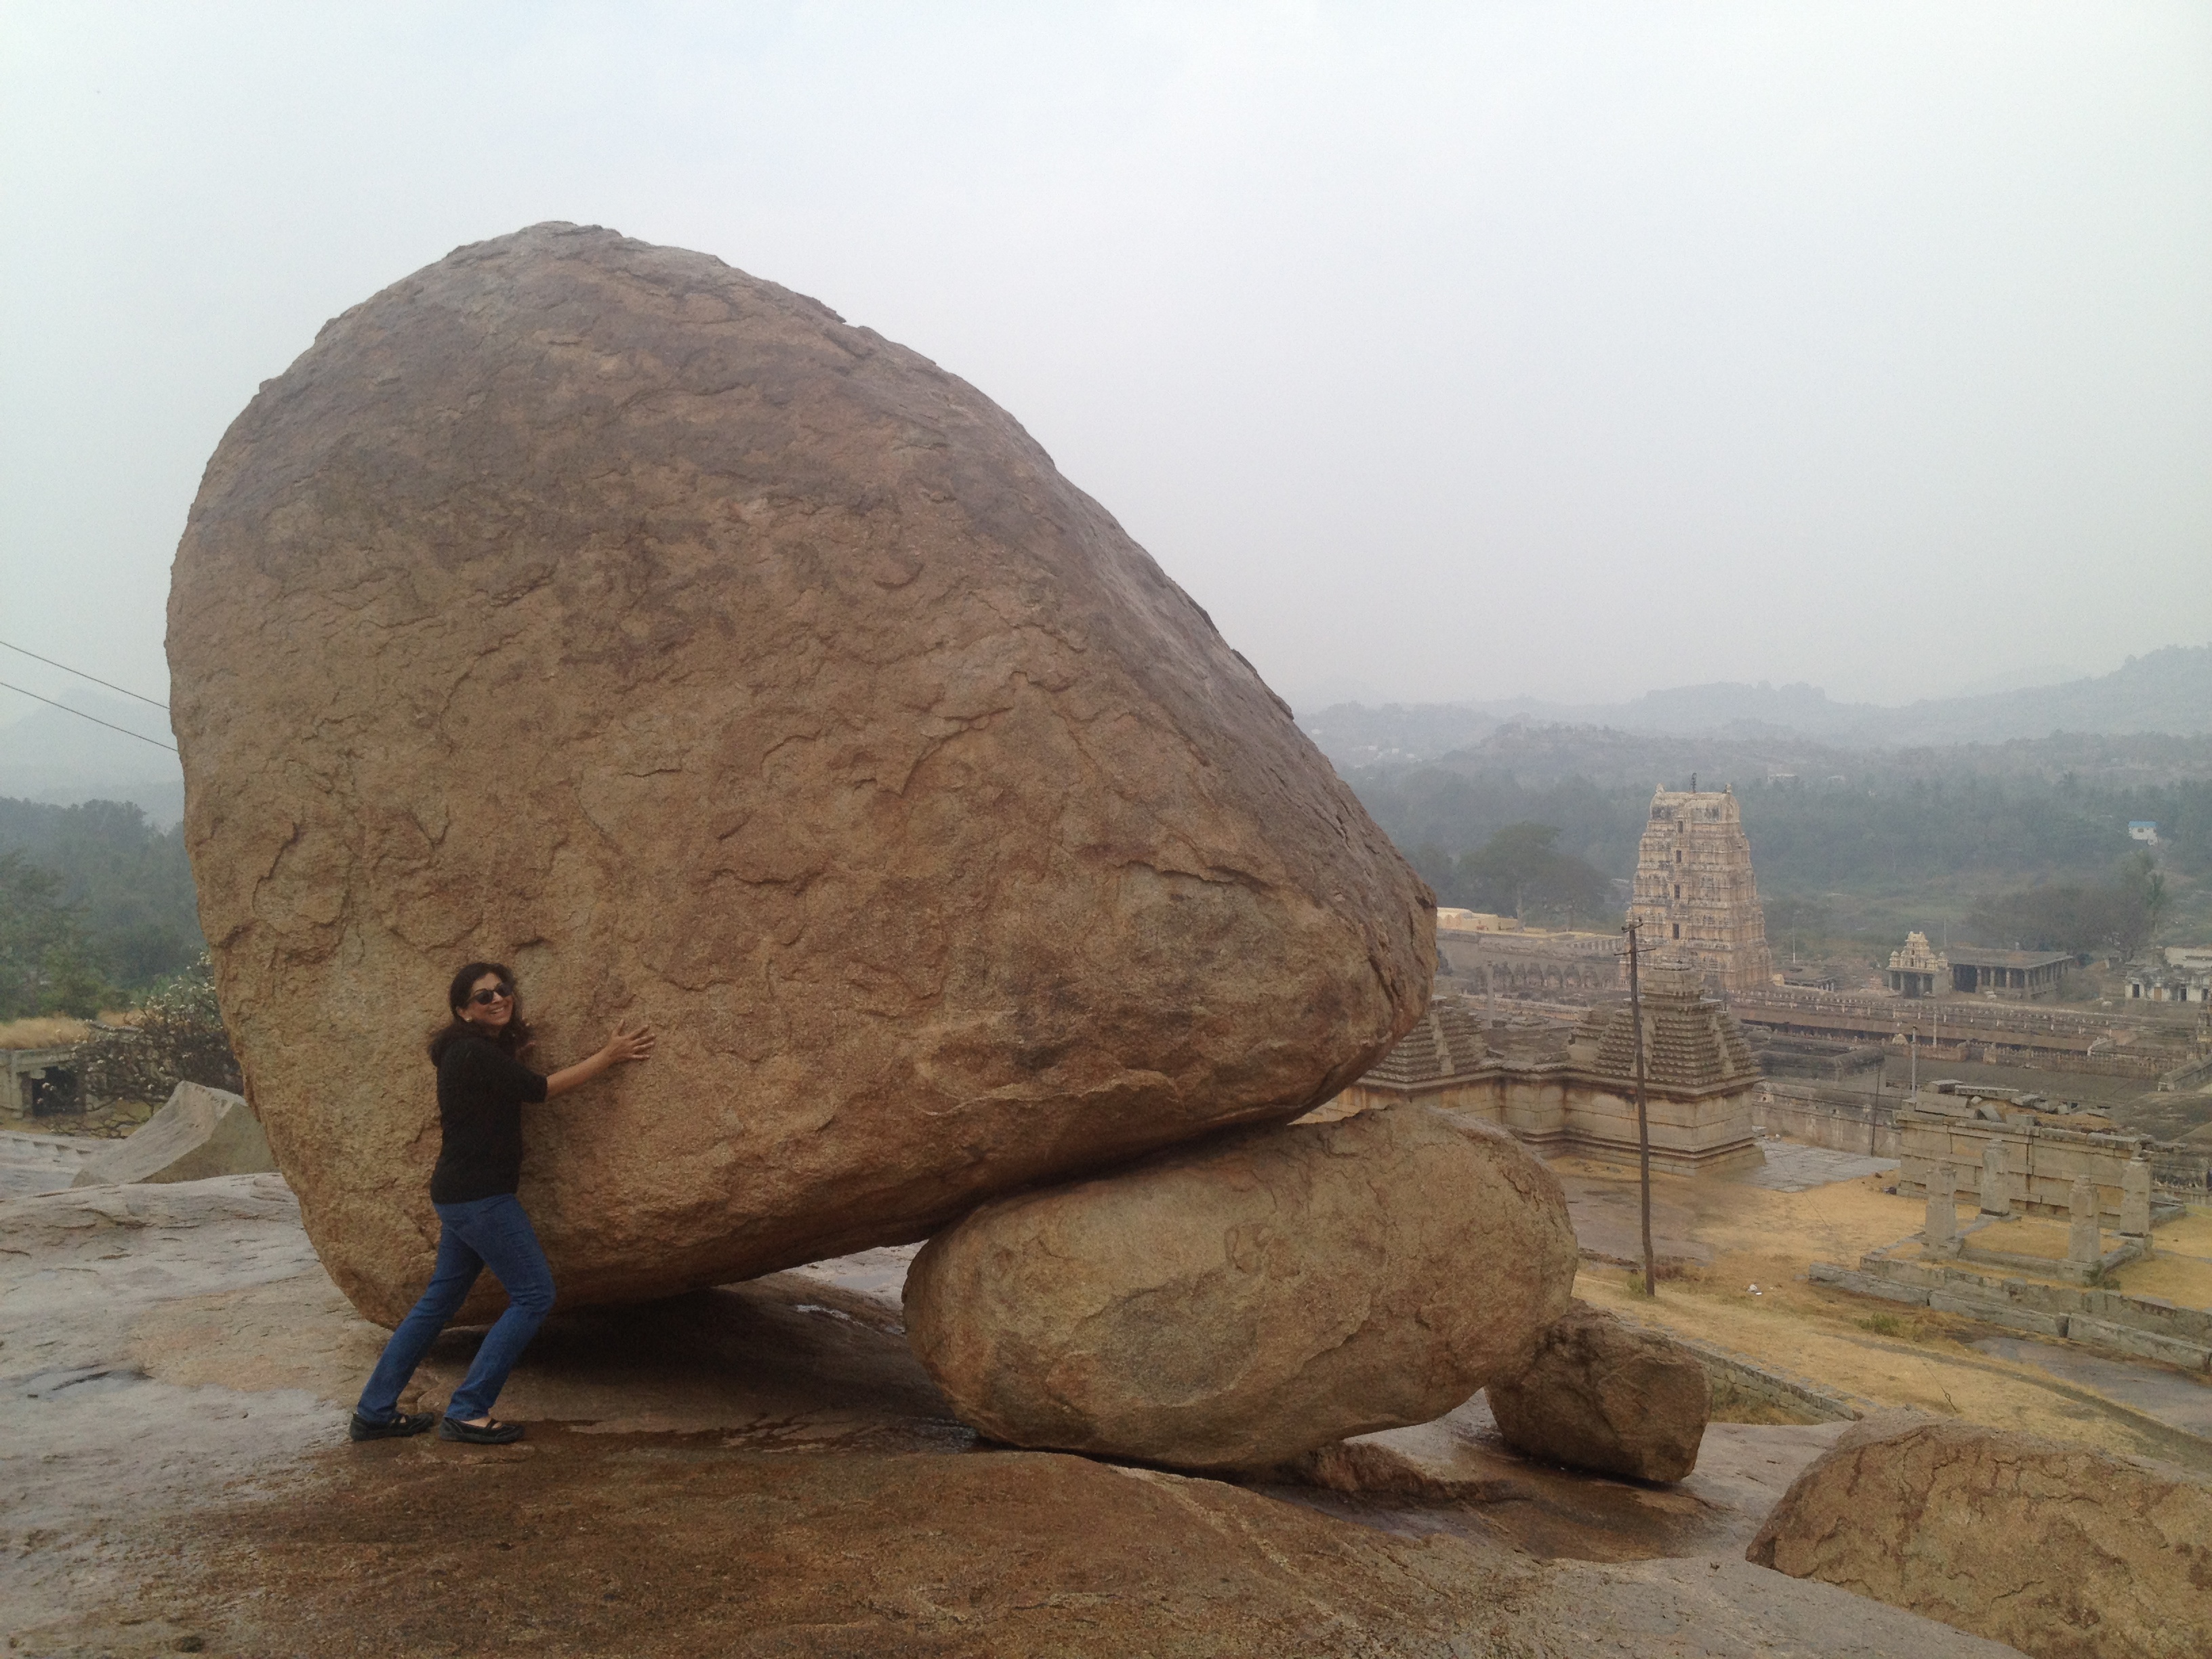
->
[3,1,2208,748]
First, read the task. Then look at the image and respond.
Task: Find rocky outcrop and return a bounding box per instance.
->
[1748,1414,2212,1659]
[165,223,1432,1326]
[903,1105,1578,1470]
[1486,1301,1709,1482]
[71,1082,278,1188]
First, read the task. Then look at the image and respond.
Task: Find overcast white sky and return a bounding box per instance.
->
[3,1,2208,743]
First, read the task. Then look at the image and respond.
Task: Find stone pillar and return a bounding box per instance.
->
[1980,1139,2010,1216]
[2121,1158,2152,1242]
[2068,1176,2100,1267]
[1923,1162,1957,1254]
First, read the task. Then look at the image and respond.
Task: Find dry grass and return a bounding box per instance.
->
[1568,1162,2212,1469]
[0,1016,90,1050]
[2112,1208,2212,1303]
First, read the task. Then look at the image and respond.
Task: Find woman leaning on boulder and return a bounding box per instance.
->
[350,962,654,1445]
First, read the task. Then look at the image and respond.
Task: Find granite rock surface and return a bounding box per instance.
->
[903,1104,1578,1469]
[1748,1413,2212,1659]
[165,223,1431,1324]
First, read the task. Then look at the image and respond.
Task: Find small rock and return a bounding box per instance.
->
[70,1082,276,1189]
[1486,1301,1710,1483]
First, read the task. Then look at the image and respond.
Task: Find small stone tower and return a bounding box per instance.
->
[1626,786,1775,996]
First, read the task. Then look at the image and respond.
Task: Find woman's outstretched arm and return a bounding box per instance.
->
[544,1018,657,1097]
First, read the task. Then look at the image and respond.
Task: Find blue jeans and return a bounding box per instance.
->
[355,1193,556,1424]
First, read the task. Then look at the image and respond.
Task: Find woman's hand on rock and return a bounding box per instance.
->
[604,1018,656,1065]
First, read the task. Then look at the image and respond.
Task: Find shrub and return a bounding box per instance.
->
[75,954,243,1103]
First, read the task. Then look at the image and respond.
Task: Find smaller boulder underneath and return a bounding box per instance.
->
[73,1082,278,1188]
[904,1104,1578,1471]
[1486,1301,1709,1483]
[1749,1414,2212,1659]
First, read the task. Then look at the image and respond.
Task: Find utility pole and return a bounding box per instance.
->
[1870,1043,1883,1156]
[1625,919,1656,1297]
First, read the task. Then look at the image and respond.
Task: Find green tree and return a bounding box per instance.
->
[37,941,114,1019]
[76,954,243,1101]
[0,851,83,1018]
[2113,851,2169,960]
[1454,823,1613,927]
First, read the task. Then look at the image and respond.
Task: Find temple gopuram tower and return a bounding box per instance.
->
[1626,786,1775,997]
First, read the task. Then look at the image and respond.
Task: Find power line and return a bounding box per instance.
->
[0,638,169,710]
[0,679,179,753]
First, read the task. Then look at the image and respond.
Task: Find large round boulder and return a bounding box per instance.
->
[902,1104,1579,1470]
[165,223,1432,1325]
[1748,1415,2212,1659]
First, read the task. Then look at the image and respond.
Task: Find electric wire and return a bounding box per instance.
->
[0,678,179,752]
[0,638,169,711]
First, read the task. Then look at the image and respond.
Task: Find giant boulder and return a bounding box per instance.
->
[1748,1415,2212,1659]
[903,1105,1579,1470]
[166,224,1431,1325]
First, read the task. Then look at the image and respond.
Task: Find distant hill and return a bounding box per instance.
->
[0,691,184,825]
[1300,644,2212,768]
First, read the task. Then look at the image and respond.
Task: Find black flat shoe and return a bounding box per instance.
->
[350,1410,436,1441]
[438,1416,525,1444]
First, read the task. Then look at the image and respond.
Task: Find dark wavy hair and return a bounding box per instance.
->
[427,960,535,1065]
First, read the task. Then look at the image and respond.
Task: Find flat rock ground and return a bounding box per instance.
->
[3,1141,2030,1659]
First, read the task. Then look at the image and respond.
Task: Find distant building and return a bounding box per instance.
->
[1881,933,2074,1000]
[1437,924,1622,996]
[1328,970,1763,1174]
[1435,909,1520,933]
[2129,821,2160,845]
[2127,959,2210,1004]
[1624,787,1775,996]
[1948,945,2074,1001]
[1887,931,1948,998]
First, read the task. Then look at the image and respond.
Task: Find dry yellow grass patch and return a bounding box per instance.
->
[2111,1208,2212,1305]
[1561,1160,2212,1468]
[0,1016,89,1050]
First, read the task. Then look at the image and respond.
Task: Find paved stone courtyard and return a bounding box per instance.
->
[1736,1140,1900,1193]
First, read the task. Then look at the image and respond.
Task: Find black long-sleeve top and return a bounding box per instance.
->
[429,1035,549,1204]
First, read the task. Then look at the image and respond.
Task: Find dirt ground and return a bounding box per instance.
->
[1559,1155,2212,1473]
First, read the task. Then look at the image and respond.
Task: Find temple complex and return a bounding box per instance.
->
[1435,924,1623,998]
[1883,933,2074,1001]
[1625,787,1776,996]
[1887,931,1947,998]
[1946,945,2074,1001]
[1328,968,1764,1174]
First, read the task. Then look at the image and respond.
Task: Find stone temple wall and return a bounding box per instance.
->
[1333,991,1765,1175]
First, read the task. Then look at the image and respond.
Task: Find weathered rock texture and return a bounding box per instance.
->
[71,1082,278,1189]
[1486,1300,1710,1482]
[903,1105,1578,1469]
[1748,1414,2212,1659]
[166,223,1431,1325]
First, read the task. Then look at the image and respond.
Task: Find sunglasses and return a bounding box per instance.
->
[468,985,514,1006]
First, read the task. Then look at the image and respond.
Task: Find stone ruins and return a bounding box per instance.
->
[1331,966,1764,1174]
[1625,787,1776,996]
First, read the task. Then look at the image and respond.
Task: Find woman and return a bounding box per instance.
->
[350,962,655,1445]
